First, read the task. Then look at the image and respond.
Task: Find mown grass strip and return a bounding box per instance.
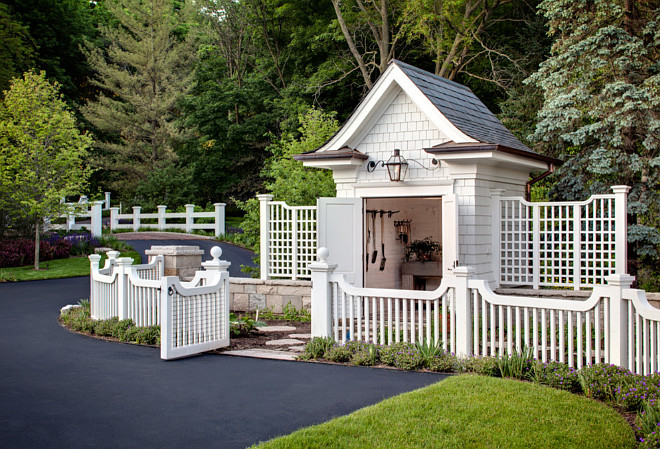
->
[252,375,635,449]
[0,251,141,282]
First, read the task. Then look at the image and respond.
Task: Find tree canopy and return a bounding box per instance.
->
[0,71,92,268]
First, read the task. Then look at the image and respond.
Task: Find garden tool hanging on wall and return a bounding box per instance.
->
[379,211,387,271]
[371,211,378,264]
[366,210,371,272]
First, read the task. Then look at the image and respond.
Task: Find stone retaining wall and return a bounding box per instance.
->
[229,278,311,312]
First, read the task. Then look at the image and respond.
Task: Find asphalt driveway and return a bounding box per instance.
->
[0,277,446,448]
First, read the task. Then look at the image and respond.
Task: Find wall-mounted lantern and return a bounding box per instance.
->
[367,149,438,182]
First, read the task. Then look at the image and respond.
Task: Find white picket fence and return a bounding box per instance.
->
[110,203,226,237]
[494,186,629,290]
[89,247,230,360]
[258,194,317,280]
[311,248,657,375]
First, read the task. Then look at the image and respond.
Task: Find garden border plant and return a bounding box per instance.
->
[298,337,660,448]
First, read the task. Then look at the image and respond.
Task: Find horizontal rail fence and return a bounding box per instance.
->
[89,249,230,360]
[495,186,628,290]
[110,203,226,237]
[258,195,317,280]
[329,274,455,351]
[45,200,105,237]
[311,249,655,375]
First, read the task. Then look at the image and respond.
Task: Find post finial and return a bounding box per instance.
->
[317,247,329,263]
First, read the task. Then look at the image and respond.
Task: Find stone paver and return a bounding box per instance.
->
[265,338,305,346]
[289,346,306,352]
[222,349,297,361]
[288,333,311,339]
[258,325,297,333]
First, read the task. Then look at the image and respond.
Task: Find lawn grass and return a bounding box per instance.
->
[0,251,141,282]
[252,375,635,449]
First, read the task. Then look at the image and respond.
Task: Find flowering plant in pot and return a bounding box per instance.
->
[403,237,441,262]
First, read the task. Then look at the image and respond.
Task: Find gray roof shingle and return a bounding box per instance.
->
[393,60,535,154]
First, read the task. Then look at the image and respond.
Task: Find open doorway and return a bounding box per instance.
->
[363,197,443,290]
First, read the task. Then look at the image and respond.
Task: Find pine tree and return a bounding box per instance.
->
[82,0,195,199]
[527,0,660,263]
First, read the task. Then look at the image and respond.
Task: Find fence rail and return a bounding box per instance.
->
[110,203,226,237]
[311,248,655,375]
[494,186,629,290]
[89,247,230,360]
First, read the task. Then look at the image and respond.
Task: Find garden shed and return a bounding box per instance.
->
[294,60,560,290]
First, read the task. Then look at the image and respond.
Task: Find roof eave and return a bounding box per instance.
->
[424,144,562,166]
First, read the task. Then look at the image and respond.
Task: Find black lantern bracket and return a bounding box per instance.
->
[366,149,439,182]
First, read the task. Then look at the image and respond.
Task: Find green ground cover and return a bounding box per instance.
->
[0,251,141,282]
[252,375,635,449]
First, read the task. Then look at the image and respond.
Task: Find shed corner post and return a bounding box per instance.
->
[214,203,226,237]
[257,194,274,280]
[490,189,506,288]
[611,185,630,275]
[309,248,337,339]
[450,266,475,357]
[606,274,635,370]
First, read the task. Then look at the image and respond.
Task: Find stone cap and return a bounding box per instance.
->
[144,245,204,256]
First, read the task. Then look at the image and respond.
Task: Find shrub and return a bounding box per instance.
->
[325,343,353,363]
[461,355,500,376]
[94,317,120,337]
[427,353,459,373]
[578,363,635,402]
[380,342,416,366]
[351,343,379,366]
[281,302,311,322]
[393,348,424,370]
[299,337,335,360]
[616,375,660,412]
[530,361,581,393]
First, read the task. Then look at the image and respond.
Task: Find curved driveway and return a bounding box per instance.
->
[0,277,445,448]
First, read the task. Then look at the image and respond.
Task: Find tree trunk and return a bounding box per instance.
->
[34,218,40,270]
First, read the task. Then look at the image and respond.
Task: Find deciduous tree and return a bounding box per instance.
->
[0,71,92,269]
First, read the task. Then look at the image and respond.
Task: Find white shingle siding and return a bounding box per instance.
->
[355,90,450,184]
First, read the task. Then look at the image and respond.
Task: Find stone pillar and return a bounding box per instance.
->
[145,245,204,281]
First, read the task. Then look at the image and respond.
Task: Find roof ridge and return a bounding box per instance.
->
[390,59,472,92]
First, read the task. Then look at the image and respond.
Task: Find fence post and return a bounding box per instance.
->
[532,204,540,289]
[89,254,101,319]
[292,209,299,280]
[309,248,337,338]
[160,276,176,360]
[90,200,104,237]
[157,205,167,231]
[573,204,581,290]
[104,192,111,210]
[185,204,195,234]
[612,186,630,275]
[214,203,226,237]
[452,266,475,357]
[110,207,119,232]
[132,206,141,231]
[257,194,273,280]
[490,189,505,287]
[116,257,133,320]
[607,274,635,369]
[67,206,75,232]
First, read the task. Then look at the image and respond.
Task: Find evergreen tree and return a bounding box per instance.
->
[82,0,195,200]
[0,71,92,269]
[527,0,660,273]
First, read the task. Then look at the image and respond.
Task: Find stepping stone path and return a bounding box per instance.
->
[257,326,297,333]
[221,325,312,361]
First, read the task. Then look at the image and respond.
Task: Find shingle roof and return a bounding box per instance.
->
[393,60,534,154]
